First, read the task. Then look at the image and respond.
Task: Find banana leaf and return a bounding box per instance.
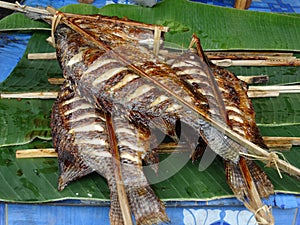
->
[0,0,299,203]
[1,140,300,203]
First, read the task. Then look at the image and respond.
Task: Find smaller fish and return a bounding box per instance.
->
[51,81,168,225]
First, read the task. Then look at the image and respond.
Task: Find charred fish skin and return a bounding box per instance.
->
[55,23,246,163]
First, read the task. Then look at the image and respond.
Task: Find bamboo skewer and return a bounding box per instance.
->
[237,75,269,84]
[27,52,57,60]
[16,148,58,158]
[105,113,133,225]
[248,85,300,98]
[0,1,51,17]
[0,92,58,99]
[15,137,300,158]
[27,51,300,67]
[48,76,269,85]
[3,85,300,99]
[212,58,300,67]
[206,51,295,60]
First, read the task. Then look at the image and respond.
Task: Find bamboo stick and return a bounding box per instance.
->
[3,85,299,100]
[105,113,133,225]
[28,52,57,60]
[247,85,300,98]
[48,75,269,86]
[0,1,52,23]
[0,92,58,99]
[237,75,269,84]
[206,51,294,60]
[15,137,300,158]
[16,148,58,158]
[48,78,64,85]
[211,58,300,67]
[263,137,300,150]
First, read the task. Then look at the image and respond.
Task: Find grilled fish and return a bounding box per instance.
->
[54,18,245,163]
[170,40,274,224]
[51,81,168,225]
[52,12,274,225]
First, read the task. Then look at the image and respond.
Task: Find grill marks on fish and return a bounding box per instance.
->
[210,66,274,201]
[170,50,274,222]
[55,23,245,163]
[69,16,158,48]
[171,52,246,161]
[51,82,110,192]
[52,81,168,225]
[53,15,275,224]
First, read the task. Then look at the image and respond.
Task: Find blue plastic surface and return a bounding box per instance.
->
[3,199,299,225]
[0,33,31,82]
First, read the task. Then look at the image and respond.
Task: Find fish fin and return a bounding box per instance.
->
[57,154,94,191]
[246,159,274,198]
[225,159,274,200]
[126,185,169,225]
[225,158,274,224]
[109,187,125,225]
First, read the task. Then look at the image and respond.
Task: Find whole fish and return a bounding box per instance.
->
[170,44,274,224]
[51,81,168,225]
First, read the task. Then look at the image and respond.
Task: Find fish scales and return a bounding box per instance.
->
[55,23,245,163]
[110,112,168,224]
[52,82,128,224]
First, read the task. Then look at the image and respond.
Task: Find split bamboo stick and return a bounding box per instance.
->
[28,52,57,60]
[3,85,299,99]
[15,137,300,158]
[212,58,300,67]
[0,92,58,99]
[47,76,269,86]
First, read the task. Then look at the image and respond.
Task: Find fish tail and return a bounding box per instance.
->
[225,158,274,224]
[127,185,169,225]
[109,188,125,225]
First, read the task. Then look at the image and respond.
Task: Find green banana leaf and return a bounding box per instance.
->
[0,0,300,203]
[1,140,300,203]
